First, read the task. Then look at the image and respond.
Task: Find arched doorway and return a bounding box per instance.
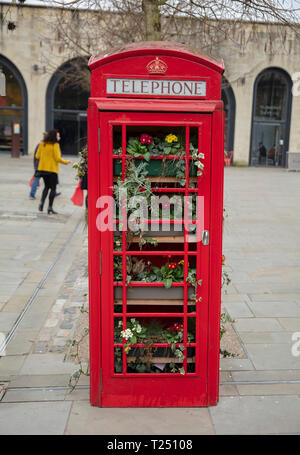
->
[46,58,89,155]
[222,77,236,157]
[249,68,292,167]
[0,55,28,154]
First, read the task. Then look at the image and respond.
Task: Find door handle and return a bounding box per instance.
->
[202,230,209,246]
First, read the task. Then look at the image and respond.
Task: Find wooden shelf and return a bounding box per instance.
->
[127,356,195,363]
[130,235,197,243]
[113,176,197,183]
[114,299,195,306]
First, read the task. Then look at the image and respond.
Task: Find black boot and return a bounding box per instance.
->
[48,206,57,215]
[38,202,44,212]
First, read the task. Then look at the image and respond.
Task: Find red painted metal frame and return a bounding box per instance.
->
[87,104,102,406]
[92,112,218,407]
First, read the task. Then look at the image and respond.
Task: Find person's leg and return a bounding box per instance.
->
[48,174,58,214]
[30,177,40,198]
[39,176,49,211]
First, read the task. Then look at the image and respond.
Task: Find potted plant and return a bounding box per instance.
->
[113,133,204,184]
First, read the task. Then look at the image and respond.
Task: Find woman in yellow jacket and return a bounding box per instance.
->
[36,129,71,214]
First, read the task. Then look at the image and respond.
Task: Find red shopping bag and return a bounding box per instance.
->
[29,175,35,187]
[71,180,84,206]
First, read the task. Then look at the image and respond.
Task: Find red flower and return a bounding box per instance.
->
[167,262,178,270]
[140,134,152,145]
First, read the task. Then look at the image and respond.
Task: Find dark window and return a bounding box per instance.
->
[0,56,27,154]
[255,71,288,121]
[54,77,89,111]
[46,58,89,155]
[250,68,292,168]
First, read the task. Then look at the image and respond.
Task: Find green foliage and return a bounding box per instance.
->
[127,137,152,162]
[72,145,87,179]
[151,261,184,288]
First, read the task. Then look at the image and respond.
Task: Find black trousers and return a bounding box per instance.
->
[40,172,57,207]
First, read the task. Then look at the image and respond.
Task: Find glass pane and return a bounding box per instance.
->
[1,66,22,107]
[54,111,87,155]
[251,123,284,167]
[255,71,288,121]
[0,109,23,153]
[127,346,186,374]
[54,77,89,111]
[114,347,123,373]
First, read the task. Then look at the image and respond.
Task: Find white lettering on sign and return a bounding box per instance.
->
[106,78,207,97]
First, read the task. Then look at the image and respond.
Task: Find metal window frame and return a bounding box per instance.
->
[249,67,293,167]
[45,59,89,133]
[0,54,28,154]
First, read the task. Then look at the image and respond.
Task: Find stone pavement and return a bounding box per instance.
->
[0,154,300,435]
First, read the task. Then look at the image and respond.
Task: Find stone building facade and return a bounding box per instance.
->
[1,2,300,168]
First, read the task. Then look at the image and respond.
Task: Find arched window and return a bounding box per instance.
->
[46,58,89,155]
[222,77,236,157]
[250,68,292,167]
[0,55,27,154]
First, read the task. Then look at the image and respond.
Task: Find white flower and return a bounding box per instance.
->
[121,328,133,340]
[130,318,136,323]
[136,324,142,333]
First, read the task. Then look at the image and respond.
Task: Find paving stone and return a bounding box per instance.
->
[60,322,73,329]
[44,317,59,328]
[49,346,67,353]
[17,312,48,331]
[64,307,76,314]
[9,374,72,388]
[236,383,300,396]
[228,369,300,383]
[53,338,67,347]
[0,402,72,435]
[219,384,239,396]
[219,371,233,382]
[245,343,300,370]
[37,329,53,342]
[0,313,19,332]
[247,301,300,317]
[65,401,215,435]
[238,331,295,344]
[5,333,34,356]
[20,353,77,375]
[3,386,88,403]
[2,388,68,403]
[223,301,254,318]
[210,396,300,434]
[2,296,27,312]
[220,358,254,371]
[233,318,283,332]
[0,355,26,380]
[33,342,48,354]
[57,329,72,337]
[278,318,300,331]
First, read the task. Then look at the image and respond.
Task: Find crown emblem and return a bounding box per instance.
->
[146,57,168,74]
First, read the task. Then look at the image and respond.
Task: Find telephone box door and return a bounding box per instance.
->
[98,111,213,407]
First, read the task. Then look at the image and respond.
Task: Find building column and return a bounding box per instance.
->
[231,77,254,165]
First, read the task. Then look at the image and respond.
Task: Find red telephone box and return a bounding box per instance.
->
[88,42,224,407]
